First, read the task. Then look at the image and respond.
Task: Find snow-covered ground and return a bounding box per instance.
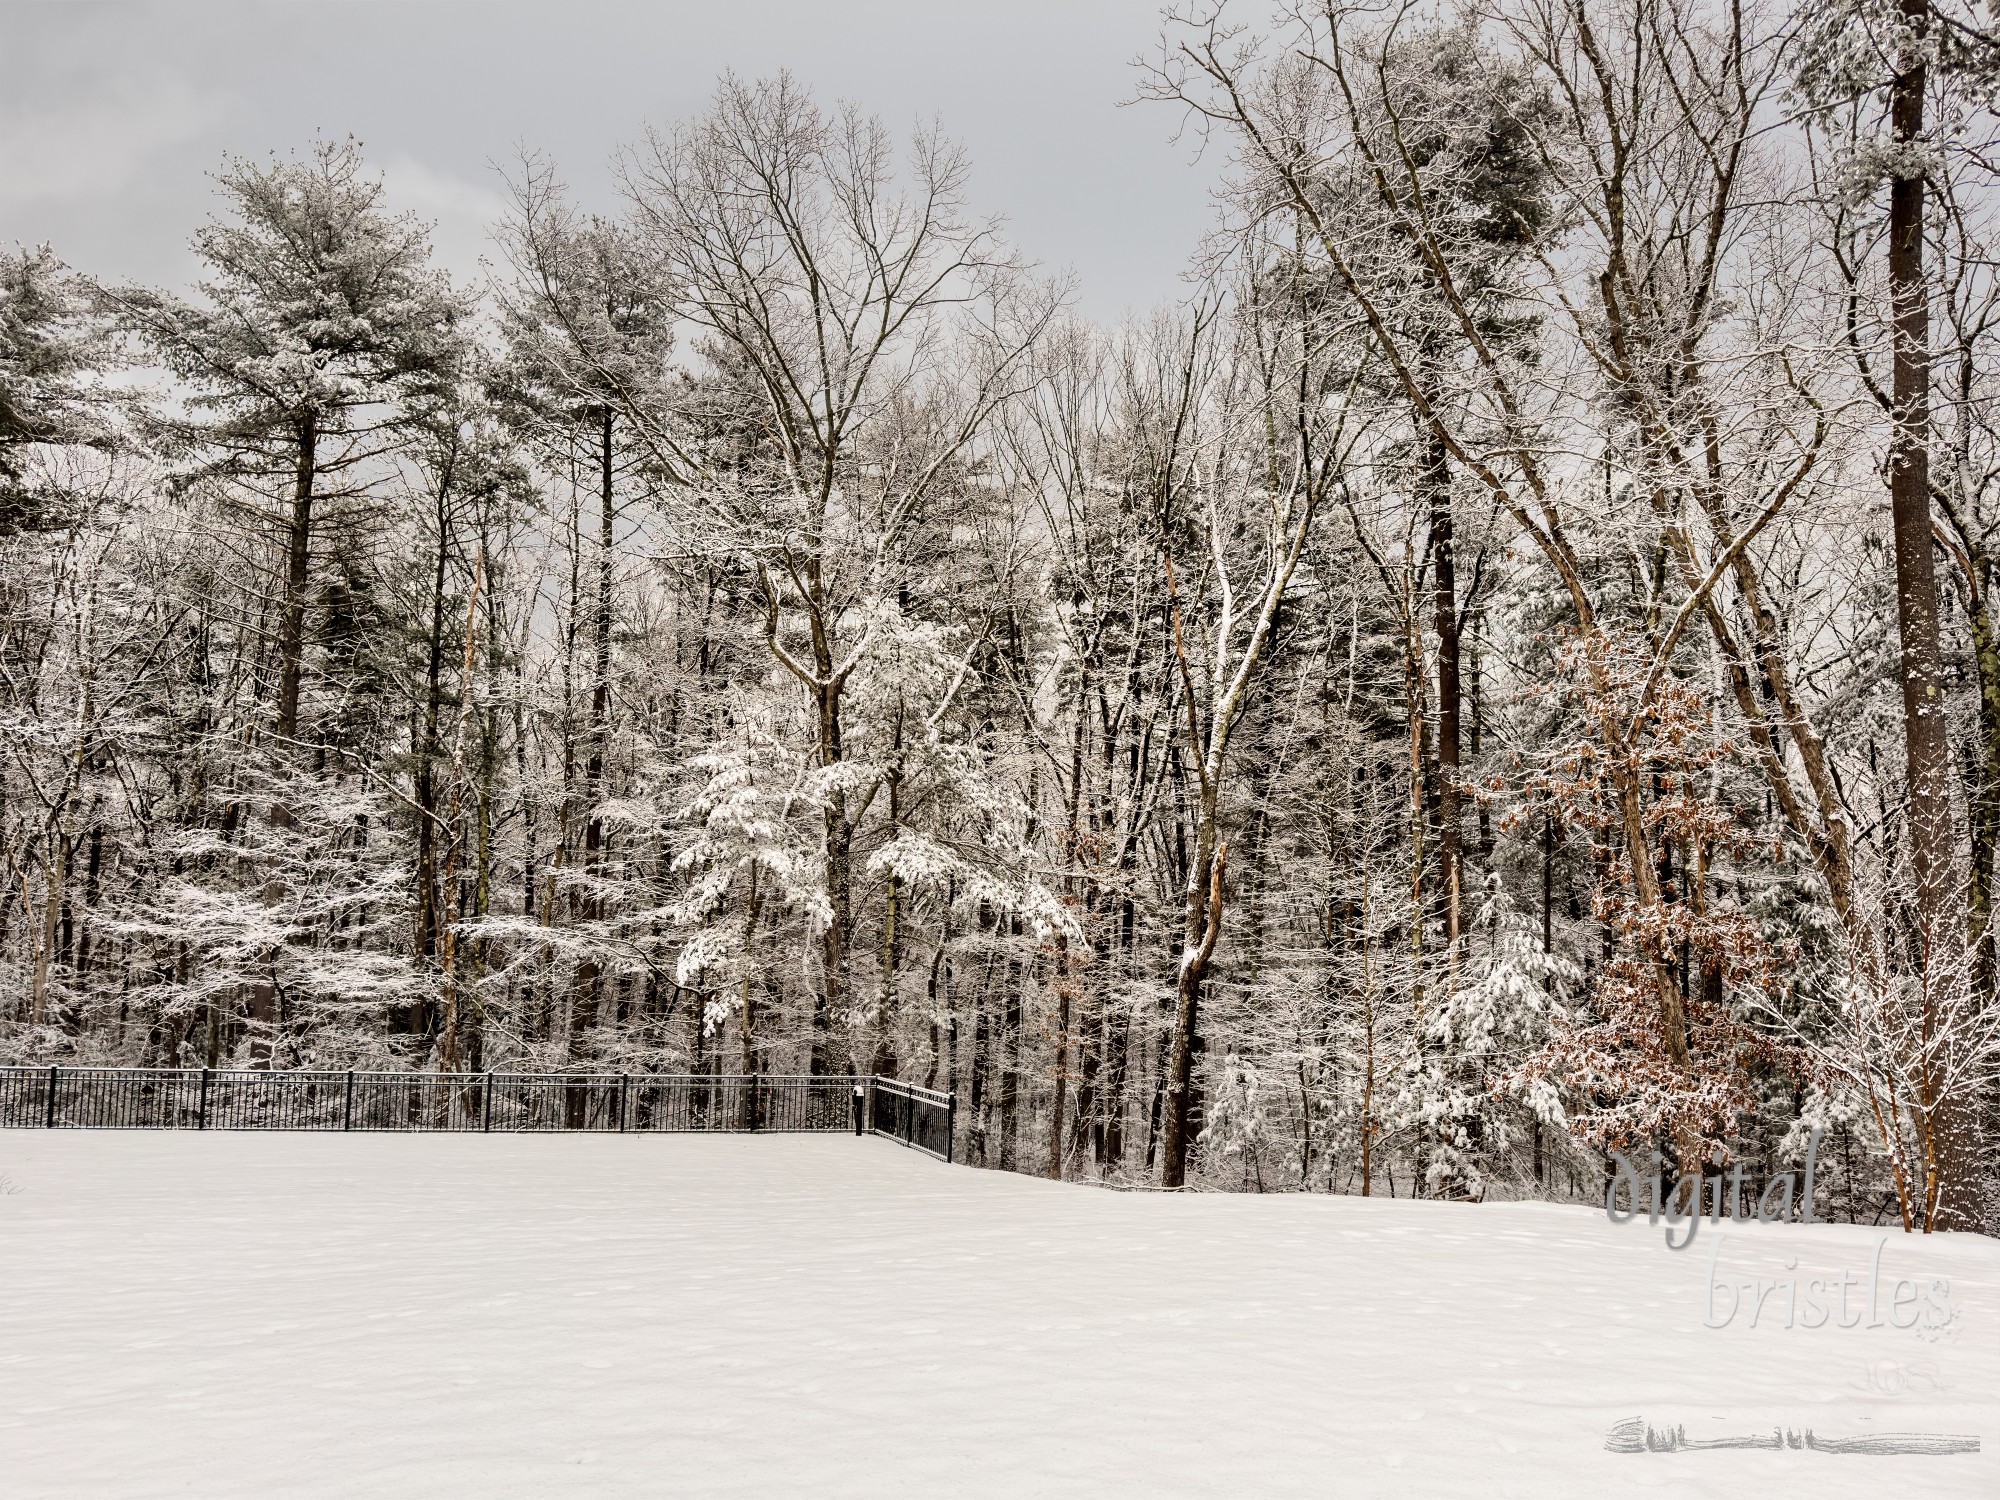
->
[0,1133,1994,1498]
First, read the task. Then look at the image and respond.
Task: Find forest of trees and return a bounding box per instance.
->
[4,0,1998,1229]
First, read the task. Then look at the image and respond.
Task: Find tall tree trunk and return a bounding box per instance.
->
[1425,422,1463,956]
[470,528,500,1071]
[1068,902,1106,1173]
[1887,0,1974,1230]
[997,914,1022,1171]
[1404,611,1436,1193]
[1966,561,2000,1013]
[739,865,762,1127]
[1048,975,1070,1180]
[1469,613,1493,858]
[874,729,903,1077]
[72,815,102,998]
[807,610,850,1076]
[1050,680,1090,1179]
[28,835,67,1028]
[438,553,484,1077]
[570,410,616,1056]
[563,414,614,1125]
[1358,792,1382,1198]
[1160,828,1225,1189]
[967,909,994,1164]
[251,409,317,1064]
[273,411,317,751]
[817,787,851,1076]
[1100,895,1135,1170]
[412,469,452,1040]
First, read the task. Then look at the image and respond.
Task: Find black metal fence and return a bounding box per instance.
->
[0,1066,952,1158]
[867,1076,953,1161]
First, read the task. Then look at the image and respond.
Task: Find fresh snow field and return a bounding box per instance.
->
[0,1133,1994,1497]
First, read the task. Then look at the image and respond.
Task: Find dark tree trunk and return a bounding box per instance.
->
[1887,0,1974,1230]
[251,410,318,1064]
[1100,896,1136,1169]
[563,411,615,1124]
[273,411,317,750]
[1425,423,1462,950]
[1967,561,2000,1012]
[410,457,455,1042]
[997,914,1023,1171]
[967,925,992,1164]
[815,788,850,1076]
[1160,837,1224,1188]
[570,409,616,1056]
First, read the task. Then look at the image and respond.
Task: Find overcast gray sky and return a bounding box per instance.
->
[2,0,1220,320]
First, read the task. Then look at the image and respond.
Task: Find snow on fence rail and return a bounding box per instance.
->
[0,1067,955,1160]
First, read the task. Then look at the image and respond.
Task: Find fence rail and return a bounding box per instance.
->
[0,1067,952,1158]
[867,1076,954,1162]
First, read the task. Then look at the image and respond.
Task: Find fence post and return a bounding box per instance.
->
[618,1074,628,1133]
[852,1082,864,1136]
[946,1091,956,1165]
[905,1085,915,1148]
[197,1067,211,1131]
[342,1070,355,1131]
[482,1071,494,1132]
[44,1065,58,1129]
